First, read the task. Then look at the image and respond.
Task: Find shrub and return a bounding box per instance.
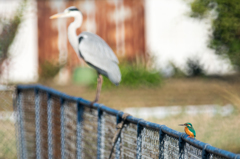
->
[39,61,63,81]
[90,61,163,88]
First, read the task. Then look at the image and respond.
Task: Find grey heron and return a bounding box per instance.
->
[50,6,121,104]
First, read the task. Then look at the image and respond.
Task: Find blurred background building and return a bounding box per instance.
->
[38,0,145,66]
[0,0,234,83]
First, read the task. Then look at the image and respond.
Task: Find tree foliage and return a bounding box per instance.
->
[186,58,204,77]
[0,0,26,75]
[190,0,240,68]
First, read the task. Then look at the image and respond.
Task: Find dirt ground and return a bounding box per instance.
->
[46,76,240,110]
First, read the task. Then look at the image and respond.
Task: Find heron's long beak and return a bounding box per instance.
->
[179,124,186,126]
[49,13,66,19]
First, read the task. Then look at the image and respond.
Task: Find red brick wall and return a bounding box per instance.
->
[37,0,146,70]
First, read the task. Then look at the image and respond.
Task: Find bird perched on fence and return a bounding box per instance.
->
[179,122,196,138]
[50,6,121,104]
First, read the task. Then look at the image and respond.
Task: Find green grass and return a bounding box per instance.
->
[39,61,63,81]
[90,62,163,88]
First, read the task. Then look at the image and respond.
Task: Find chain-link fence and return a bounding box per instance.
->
[13,84,240,159]
[0,86,17,159]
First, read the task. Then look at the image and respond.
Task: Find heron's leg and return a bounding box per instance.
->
[91,74,103,104]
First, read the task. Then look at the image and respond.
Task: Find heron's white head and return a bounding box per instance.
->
[50,6,82,19]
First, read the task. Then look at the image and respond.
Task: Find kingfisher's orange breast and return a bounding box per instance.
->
[185,127,194,137]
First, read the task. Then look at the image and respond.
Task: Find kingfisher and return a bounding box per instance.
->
[179,122,196,138]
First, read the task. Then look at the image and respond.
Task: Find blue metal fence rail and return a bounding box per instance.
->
[14,84,240,159]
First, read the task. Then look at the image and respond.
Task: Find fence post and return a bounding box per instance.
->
[137,120,144,159]
[60,98,65,159]
[14,90,21,159]
[47,93,53,159]
[202,144,210,159]
[76,102,84,159]
[16,90,27,159]
[159,128,165,159]
[115,113,122,159]
[97,107,103,159]
[179,134,185,159]
[34,88,41,159]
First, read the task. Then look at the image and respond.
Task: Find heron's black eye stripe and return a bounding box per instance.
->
[69,8,79,11]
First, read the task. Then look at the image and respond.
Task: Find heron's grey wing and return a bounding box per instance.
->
[78,32,121,85]
[79,32,119,63]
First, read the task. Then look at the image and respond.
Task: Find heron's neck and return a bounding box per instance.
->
[68,13,82,54]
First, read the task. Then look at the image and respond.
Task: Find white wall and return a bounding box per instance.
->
[0,0,234,83]
[0,0,38,83]
[145,0,233,75]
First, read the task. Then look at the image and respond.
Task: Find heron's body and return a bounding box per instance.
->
[50,6,121,103]
[179,122,196,138]
[78,32,121,84]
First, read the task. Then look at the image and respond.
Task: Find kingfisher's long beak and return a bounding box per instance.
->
[179,124,186,126]
[50,13,66,19]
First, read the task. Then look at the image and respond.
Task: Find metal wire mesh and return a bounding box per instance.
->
[121,122,138,158]
[101,112,117,159]
[163,134,180,159]
[13,85,240,159]
[184,143,202,159]
[64,100,77,159]
[141,128,160,159]
[81,106,98,158]
[39,91,49,159]
[21,90,36,159]
[210,154,228,159]
[51,95,61,159]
